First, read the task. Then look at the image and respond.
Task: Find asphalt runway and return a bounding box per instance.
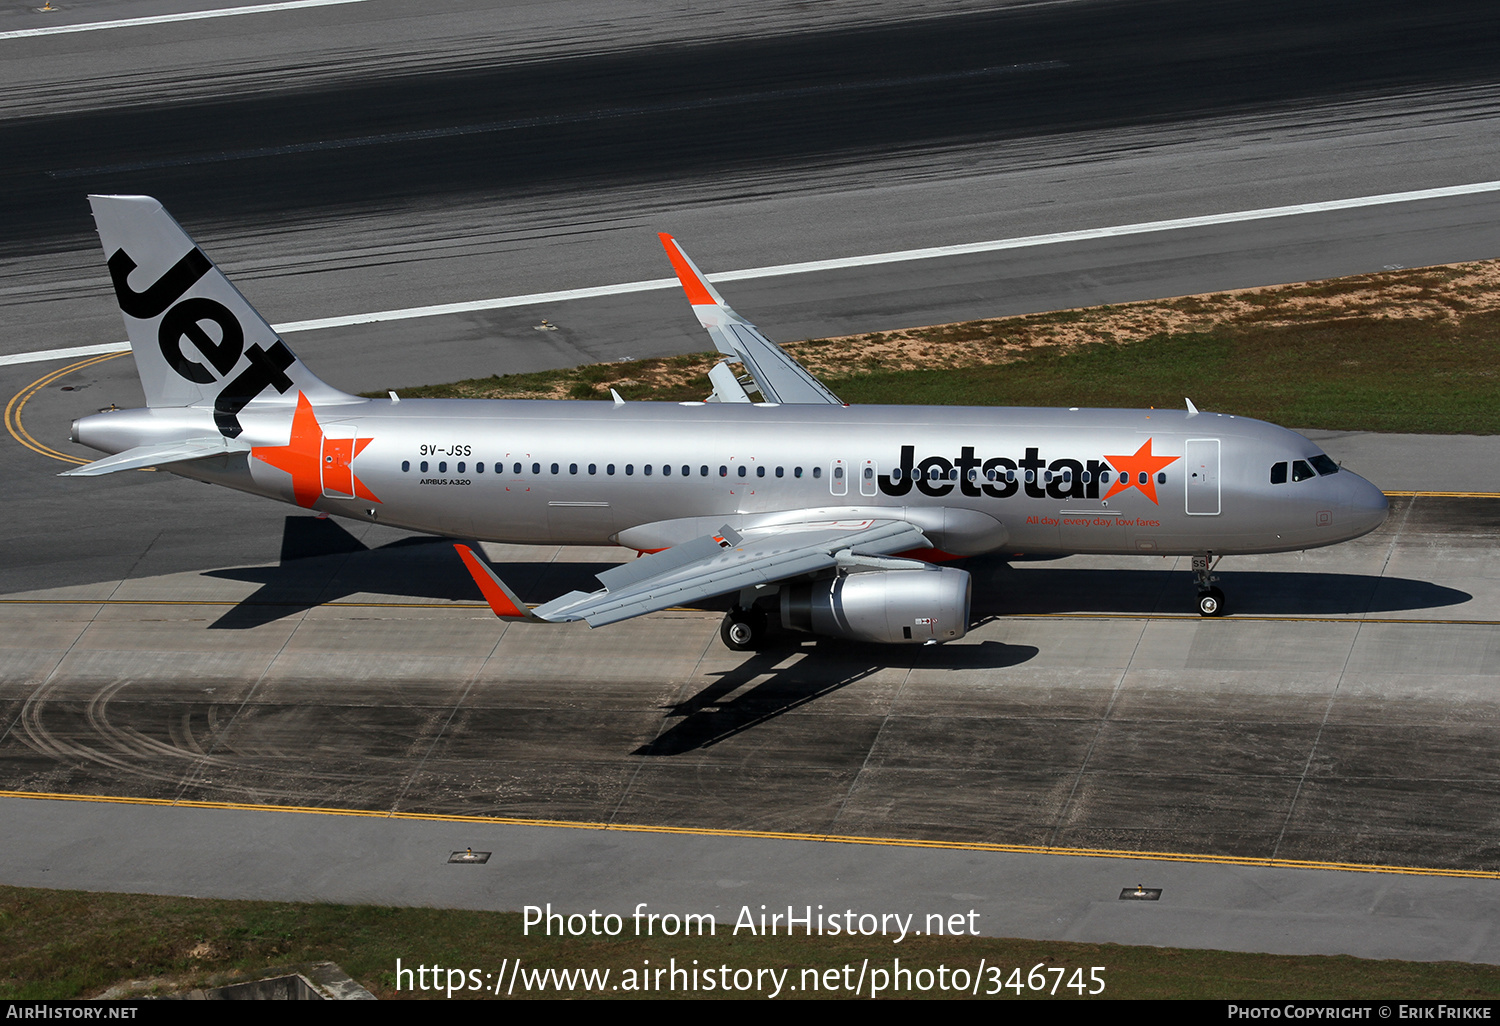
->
[4,0,1500,970]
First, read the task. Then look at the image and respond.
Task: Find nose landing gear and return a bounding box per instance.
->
[1193,553,1226,617]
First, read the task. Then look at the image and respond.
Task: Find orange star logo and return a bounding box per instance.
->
[251,392,379,508]
[1102,438,1180,505]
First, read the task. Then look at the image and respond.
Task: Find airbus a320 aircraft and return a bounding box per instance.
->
[67,196,1389,649]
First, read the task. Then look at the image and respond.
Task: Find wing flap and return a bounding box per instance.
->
[706,361,753,403]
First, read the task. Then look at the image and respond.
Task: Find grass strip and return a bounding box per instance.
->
[366,261,1500,435]
[3,885,1499,1000]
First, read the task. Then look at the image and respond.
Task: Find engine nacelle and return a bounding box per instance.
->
[779,567,971,644]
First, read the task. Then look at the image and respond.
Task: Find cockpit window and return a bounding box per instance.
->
[1309,454,1340,476]
[1271,462,1287,484]
[1291,459,1315,482]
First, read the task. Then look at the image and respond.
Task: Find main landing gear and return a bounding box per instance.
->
[720,607,768,651]
[1192,553,1226,617]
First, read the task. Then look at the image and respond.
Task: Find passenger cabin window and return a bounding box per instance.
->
[477,462,485,473]
[1271,462,1288,484]
[401,460,410,472]
[439,461,447,473]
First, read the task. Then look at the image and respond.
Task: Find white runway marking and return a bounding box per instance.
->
[0,0,374,40]
[6,179,1499,368]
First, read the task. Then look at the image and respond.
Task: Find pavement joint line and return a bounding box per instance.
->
[0,0,374,40]
[6,179,1500,368]
[4,788,1497,880]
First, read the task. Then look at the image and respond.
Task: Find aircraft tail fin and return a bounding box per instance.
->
[89,195,355,438]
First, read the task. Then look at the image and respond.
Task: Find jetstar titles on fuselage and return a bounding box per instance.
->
[877,439,1179,504]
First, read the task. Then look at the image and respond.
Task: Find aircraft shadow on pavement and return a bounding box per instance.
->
[634,639,1039,757]
[203,517,616,630]
[966,557,1472,617]
[205,519,1473,629]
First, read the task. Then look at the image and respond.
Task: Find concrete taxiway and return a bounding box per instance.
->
[2,470,1499,963]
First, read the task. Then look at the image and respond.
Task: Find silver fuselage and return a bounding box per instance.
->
[74,397,1390,557]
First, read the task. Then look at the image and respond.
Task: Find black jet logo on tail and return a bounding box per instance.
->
[107,247,296,438]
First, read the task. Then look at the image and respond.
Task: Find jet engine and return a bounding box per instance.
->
[778,567,971,644]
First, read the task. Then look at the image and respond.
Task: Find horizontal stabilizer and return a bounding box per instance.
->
[59,436,250,476]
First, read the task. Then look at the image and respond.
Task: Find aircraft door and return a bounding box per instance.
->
[859,459,878,497]
[321,424,358,499]
[1185,438,1221,515]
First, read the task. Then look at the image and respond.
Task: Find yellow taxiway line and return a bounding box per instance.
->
[3,787,1495,880]
[5,352,128,465]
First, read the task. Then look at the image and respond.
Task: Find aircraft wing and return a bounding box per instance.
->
[659,234,843,406]
[458,518,930,627]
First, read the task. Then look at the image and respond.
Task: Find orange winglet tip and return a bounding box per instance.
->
[658,232,719,307]
[454,544,534,620]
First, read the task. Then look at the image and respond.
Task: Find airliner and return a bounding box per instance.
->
[65,196,1389,648]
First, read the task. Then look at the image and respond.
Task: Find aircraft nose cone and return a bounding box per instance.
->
[1342,473,1389,538]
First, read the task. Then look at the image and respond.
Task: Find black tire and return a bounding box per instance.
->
[1196,587,1226,617]
[720,610,765,651]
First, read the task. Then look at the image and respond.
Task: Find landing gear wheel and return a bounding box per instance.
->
[720,609,767,651]
[1196,586,1226,617]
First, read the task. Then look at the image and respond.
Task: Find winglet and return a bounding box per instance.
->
[454,544,541,621]
[658,233,729,317]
